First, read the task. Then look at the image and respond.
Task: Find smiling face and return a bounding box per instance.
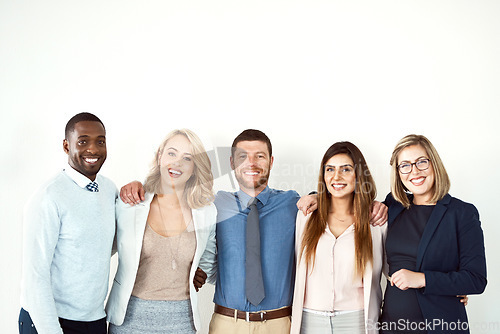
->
[323,153,356,200]
[159,134,195,191]
[230,140,274,196]
[63,121,106,181]
[397,144,435,205]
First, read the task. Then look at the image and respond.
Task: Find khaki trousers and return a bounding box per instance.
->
[208,312,291,334]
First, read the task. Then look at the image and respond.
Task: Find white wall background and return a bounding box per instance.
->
[1,0,499,333]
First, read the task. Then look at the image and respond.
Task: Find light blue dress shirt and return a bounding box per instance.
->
[213,186,299,312]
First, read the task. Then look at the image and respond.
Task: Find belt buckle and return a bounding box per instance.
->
[258,310,267,322]
[245,310,267,322]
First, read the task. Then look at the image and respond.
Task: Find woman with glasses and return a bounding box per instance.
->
[379,134,487,334]
[291,141,386,334]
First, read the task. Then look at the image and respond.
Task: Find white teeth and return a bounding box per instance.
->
[244,172,259,175]
[333,184,345,189]
[85,158,98,163]
[169,169,182,175]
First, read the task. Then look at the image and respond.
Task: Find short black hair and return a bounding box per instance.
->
[65,112,105,138]
[231,129,272,157]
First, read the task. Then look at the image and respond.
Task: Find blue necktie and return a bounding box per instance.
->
[86,181,99,192]
[245,197,265,306]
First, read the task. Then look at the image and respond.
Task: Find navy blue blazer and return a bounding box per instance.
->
[385,193,487,333]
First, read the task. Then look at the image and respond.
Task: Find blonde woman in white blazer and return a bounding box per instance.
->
[106,129,217,334]
[291,142,387,334]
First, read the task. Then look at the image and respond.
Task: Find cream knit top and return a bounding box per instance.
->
[132,220,196,300]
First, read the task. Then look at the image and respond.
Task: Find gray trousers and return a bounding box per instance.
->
[300,310,365,334]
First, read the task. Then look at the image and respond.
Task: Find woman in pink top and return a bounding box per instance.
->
[291,141,387,334]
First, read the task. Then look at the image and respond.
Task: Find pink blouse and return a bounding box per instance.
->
[303,224,364,311]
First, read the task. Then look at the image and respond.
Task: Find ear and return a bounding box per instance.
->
[157,151,163,166]
[63,139,69,154]
[230,156,235,171]
[269,156,274,170]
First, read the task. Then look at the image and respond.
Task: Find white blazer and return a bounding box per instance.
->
[105,193,217,330]
[291,212,387,334]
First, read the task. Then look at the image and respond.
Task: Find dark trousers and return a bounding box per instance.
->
[19,308,107,334]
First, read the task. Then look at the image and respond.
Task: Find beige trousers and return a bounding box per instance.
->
[208,312,291,334]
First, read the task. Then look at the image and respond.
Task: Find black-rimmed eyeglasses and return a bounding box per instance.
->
[397,159,430,174]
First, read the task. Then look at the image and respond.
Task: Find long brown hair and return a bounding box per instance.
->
[299,141,376,277]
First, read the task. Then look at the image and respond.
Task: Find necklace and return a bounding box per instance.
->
[155,196,183,270]
[331,214,352,223]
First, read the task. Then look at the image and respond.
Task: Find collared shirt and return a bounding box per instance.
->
[303,224,364,312]
[64,163,97,188]
[213,186,299,311]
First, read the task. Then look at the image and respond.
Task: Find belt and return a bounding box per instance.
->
[302,308,361,317]
[214,304,292,322]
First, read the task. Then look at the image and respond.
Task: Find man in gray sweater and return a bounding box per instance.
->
[19,113,117,334]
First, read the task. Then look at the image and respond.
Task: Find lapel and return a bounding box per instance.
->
[363,260,373,324]
[192,207,202,254]
[388,201,405,227]
[416,194,451,270]
[192,207,201,231]
[134,193,154,260]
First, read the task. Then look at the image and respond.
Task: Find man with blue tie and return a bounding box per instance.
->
[208,129,299,334]
[19,113,117,334]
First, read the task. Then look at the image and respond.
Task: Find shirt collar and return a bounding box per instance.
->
[63,163,97,189]
[237,186,271,208]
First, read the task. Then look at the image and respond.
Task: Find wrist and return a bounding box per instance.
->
[419,272,426,288]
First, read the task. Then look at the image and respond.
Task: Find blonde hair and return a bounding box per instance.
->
[144,129,214,209]
[389,134,450,208]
